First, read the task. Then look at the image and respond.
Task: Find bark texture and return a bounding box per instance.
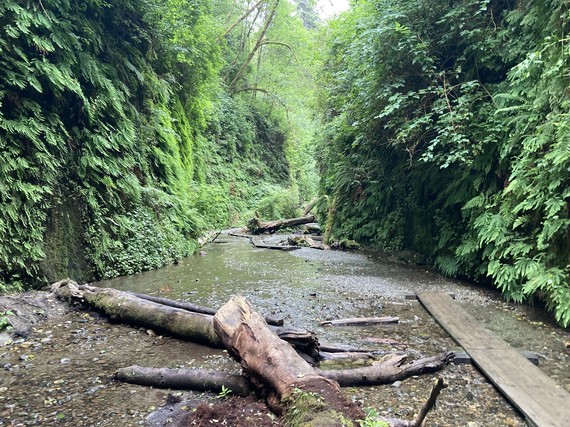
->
[115,365,254,396]
[213,295,365,426]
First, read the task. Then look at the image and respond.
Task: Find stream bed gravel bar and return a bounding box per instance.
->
[1,233,569,426]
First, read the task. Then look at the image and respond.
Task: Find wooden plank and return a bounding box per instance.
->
[417,291,570,427]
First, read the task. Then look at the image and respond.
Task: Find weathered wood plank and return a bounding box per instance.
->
[417,291,570,427]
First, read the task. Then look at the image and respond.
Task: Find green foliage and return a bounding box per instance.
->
[358,409,389,427]
[217,385,232,399]
[316,0,570,326]
[0,311,14,332]
[255,185,301,220]
[0,0,315,290]
[0,0,218,287]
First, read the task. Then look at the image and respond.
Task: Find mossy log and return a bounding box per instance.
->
[248,215,316,234]
[51,280,314,351]
[213,295,366,426]
[52,280,221,346]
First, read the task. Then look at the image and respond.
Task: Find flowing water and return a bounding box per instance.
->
[1,232,569,426]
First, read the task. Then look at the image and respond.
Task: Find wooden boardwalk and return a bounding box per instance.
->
[417,291,570,427]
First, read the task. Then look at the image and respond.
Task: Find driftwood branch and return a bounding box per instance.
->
[317,352,454,387]
[115,365,254,396]
[382,377,448,427]
[320,316,400,326]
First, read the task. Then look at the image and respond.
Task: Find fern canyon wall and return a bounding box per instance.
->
[2,0,570,327]
[316,0,570,326]
[0,0,319,290]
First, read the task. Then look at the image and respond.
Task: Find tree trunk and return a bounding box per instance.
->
[248,215,316,234]
[53,280,221,346]
[115,365,254,396]
[51,280,313,351]
[130,292,284,326]
[213,295,365,425]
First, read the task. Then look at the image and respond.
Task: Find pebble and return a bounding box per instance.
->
[60,358,71,364]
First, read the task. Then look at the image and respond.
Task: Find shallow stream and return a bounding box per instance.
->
[1,233,569,426]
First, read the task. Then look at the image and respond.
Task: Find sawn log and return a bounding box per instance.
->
[213,295,365,425]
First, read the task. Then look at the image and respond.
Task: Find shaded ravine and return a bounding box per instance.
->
[1,233,568,426]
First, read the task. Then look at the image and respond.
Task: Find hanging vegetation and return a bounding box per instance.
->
[316,0,570,326]
[0,0,320,291]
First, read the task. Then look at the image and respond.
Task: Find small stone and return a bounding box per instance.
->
[19,354,29,361]
[391,381,402,388]
[467,422,479,427]
[60,358,71,364]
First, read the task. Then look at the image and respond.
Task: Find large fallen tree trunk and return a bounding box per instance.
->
[53,280,221,346]
[248,214,316,234]
[129,292,284,326]
[52,280,317,353]
[213,295,365,425]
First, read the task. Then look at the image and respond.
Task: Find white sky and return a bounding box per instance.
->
[316,0,350,19]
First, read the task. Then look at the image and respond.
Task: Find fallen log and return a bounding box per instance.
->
[52,280,221,346]
[321,316,400,326]
[213,295,365,425]
[130,292,284,326]
[115,365,254,396]
[317,351,454,387]
[248,214,316,234]
[52,281,310,350]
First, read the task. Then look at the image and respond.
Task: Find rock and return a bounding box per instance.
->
[391,381,402,388]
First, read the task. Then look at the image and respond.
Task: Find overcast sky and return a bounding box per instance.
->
[316,0,350,19]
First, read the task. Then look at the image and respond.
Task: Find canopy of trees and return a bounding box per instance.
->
[316,0,570,326]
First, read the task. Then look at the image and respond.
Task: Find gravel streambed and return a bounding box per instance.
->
[1,233,569,426]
